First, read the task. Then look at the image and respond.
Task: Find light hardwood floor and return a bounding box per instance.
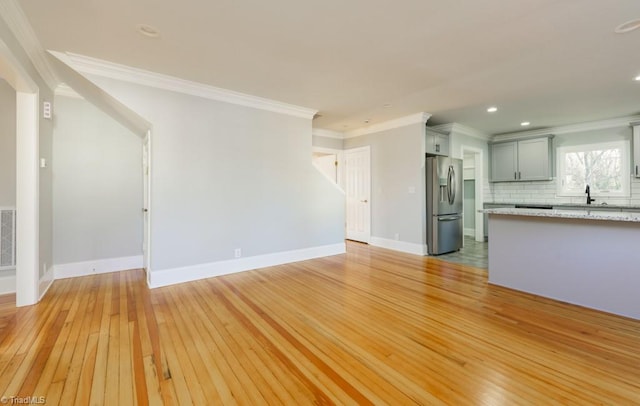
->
[1,242,639,405]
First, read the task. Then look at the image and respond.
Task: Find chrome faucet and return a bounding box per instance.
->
[585,184,595,205]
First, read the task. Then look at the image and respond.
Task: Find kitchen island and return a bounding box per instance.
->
[483,208,640,320]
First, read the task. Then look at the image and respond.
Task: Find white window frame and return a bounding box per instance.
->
[556,140,630,197]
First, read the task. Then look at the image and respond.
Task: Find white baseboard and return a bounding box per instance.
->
[148,243,346,289]
[0,273,16,295]
[39,266,54,299]
[369,237,427,256]
[54,255,144,280]
[464,227,475,237]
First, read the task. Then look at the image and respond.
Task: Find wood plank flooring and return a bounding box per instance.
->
[1,241,639,405]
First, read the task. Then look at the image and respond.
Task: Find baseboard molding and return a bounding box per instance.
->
[464,227,475,237]
[39,266,54,300]
[369,237,427,256]
[148,243,346,289]
[54,255,144,280]
[0,273,16,295]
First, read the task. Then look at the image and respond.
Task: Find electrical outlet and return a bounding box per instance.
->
[394,233,400,241]
[234,248,242,258]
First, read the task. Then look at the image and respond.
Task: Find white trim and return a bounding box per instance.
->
[54,255,144,280]
[15,91,39,307]
[147,243,346,289]
[50,51,317,120]
[39,266,54,300]
[0,273,16,295]
[0,1,59,89]
[54,83,83,99]
[369,237,427,256]
[312,128,345,139]
[344,112,431,138]
[432,123,491,141]
[492,115,640,141]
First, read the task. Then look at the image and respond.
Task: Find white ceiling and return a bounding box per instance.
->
[18,0,640,135]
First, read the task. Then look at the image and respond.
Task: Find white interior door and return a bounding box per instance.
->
[142,132,150,274]
[344,146,371,243]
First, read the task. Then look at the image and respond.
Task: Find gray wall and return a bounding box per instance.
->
[312,134,343,150]
[52,96,143,264]
[344,122,425,245]
[89,77,345,272]
[0,79,15,207]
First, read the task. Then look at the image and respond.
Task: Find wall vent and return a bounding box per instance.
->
[0,208,16,270]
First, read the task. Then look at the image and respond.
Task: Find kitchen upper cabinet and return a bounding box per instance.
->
[490,142,518,181]
[425,127,449,156]
[633,122,640,178]
[490,135,553,182]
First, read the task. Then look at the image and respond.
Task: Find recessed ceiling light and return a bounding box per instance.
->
[521,121,531,127]
[635,75,640,81]
[137,24,160,38]
[383,103,392,108]
[364,119,371,124]
[487,106,498,113]
[615,18,640,34]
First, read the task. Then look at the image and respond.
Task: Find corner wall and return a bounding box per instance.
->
[52,95,143,275]
[343,122,426,253]
[87,76,345,286]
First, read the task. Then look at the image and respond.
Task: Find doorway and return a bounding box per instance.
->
[344,146,371,243]
[461,146,484,242]
[0,41,40,306]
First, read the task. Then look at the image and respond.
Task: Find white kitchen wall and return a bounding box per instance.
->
[87,76,345,282]
[0,79,16,207]
[52,95,143,266]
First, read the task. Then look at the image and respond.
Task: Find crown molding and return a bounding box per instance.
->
[54,83,83,99]
[430,122,490,141]
[492,115,640,141]
[51,51,317,120]
[312,128,345,139]
[344,112,431,138]
[0,0,59,90]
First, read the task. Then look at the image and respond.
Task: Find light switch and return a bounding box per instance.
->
[40,158,47,168]
[43,101,52,119]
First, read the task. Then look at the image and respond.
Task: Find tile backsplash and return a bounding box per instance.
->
[484,178,640,205]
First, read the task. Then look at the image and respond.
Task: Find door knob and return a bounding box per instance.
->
[142,208,148,212]
[360,199,368,203]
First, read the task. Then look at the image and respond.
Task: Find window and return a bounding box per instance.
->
[557,140,630,197]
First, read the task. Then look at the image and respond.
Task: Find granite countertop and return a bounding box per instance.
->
[480,207,640,223]
[484,201,640,210]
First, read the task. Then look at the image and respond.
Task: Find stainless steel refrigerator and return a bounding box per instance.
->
[426,156,463,255]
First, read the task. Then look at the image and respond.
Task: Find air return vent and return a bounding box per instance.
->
[0,209,16,270]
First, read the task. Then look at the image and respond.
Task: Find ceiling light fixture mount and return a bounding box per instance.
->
[614,18,640,34]
[137,24,160,38]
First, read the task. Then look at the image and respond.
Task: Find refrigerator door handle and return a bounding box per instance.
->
[438,215,461,221]
[447,165,456,205]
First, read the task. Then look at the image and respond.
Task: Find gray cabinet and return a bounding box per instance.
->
[490,142,517,181]
[425,127,449,156]
[633,123,640,178]
[490,136,553,182]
